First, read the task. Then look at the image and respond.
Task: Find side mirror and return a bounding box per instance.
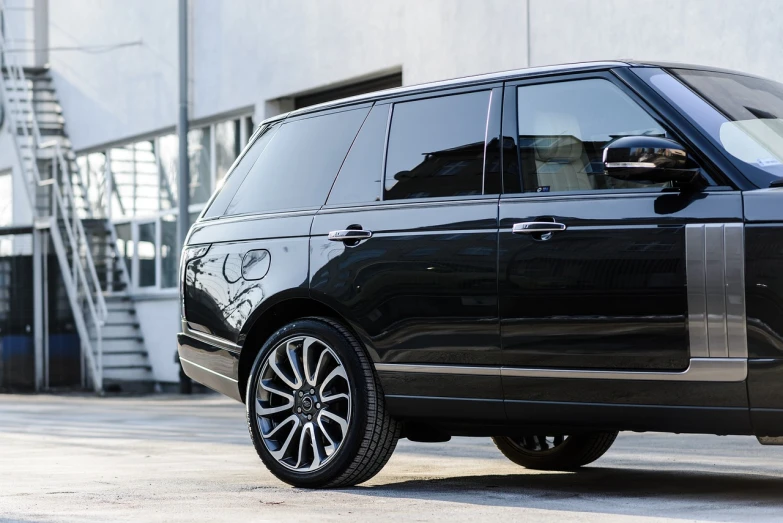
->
[603,136,701,185]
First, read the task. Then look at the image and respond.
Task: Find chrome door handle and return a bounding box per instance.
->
[512,222,567,234]
[328,229,373,242]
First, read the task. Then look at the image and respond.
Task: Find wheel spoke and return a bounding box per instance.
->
[269,353,299,390]
[316,413,337,454]
[269,418,301,461]
[320,409,349,438]
[262,413,299,439]
[302,337,318,386]
[537,435,549,451]
[286,339,305,388]
[308,423,327,470]
[307,345,330,387]
[321,392,349,404]
[318,366,348,398]
[258,379,294,402]
[256,397,293,416]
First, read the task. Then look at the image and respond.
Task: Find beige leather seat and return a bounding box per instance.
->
[532,112,593,192]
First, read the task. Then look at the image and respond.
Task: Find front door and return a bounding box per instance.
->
[498,72,747,420]
[310,86,505,419]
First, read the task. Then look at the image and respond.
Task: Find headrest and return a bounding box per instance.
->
[532,112,585,162]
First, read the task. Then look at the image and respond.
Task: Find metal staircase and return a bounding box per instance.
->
[0,26,155,392]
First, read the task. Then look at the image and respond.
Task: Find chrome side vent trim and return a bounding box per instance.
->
[685,223,747,359]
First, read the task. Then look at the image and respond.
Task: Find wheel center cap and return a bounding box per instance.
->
[301,396,314,412]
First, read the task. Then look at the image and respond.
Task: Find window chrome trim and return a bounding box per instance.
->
[181,320,241,353]
[376,357,747,382]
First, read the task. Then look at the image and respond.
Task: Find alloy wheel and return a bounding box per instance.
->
[254,335,352,472]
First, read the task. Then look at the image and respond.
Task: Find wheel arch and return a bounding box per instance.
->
[237,295,376,403]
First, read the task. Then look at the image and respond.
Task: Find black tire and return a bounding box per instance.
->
[492,432,618,471]
[246,317,400,488]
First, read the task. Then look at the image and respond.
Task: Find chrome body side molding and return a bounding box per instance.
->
[181,320,242,353]
[376,357,747,382]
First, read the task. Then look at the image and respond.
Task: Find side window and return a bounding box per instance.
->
[225,106,370,216]
[203,122,280,219]
[326,104,389,206]
[384,91,490,200]
[516,79,669,193]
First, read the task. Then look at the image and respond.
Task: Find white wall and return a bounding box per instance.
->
[48,0,178,150]
[528,0,783,81]
[134,297,181,383]
[0,125,33,226]
[49,0,783,153]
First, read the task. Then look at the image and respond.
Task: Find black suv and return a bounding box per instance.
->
[178,61,783,488]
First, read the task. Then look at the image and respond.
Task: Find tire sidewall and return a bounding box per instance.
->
[246,319,369,487]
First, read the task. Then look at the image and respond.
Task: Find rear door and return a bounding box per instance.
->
[310,85,505,419]
[498,72,747,422]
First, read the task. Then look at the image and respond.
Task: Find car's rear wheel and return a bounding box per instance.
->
[246,317,399,488]
[492,432,618,470]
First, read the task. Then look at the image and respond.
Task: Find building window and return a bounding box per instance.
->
[160,215,178,289]
[137,222,156,288]
[76,113,254,292]
[215,120,241,185]
[188,127,212,205]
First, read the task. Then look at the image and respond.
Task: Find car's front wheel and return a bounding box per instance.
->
[246,317,399,488]
[492,432,618,470]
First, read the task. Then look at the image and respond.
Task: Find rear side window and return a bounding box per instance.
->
[203,122,280,219]
[225,107,370,216]
[326,104,389,206]
[384,91,490,200]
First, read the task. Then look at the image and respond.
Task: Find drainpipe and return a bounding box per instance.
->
[177,0,189,254]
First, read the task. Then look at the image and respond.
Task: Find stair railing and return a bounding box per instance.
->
[0,13,106,392]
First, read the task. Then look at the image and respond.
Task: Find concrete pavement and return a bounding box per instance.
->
[1,394,783,522]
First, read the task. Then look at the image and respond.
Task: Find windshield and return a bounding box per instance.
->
[636,67,783,188]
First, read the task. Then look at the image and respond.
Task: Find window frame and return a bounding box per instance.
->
[376,83,503,206]
[501,69,728,198]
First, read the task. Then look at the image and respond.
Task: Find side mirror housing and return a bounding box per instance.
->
[603,136,701,185]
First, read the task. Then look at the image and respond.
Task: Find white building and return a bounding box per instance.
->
[1,0,781,390]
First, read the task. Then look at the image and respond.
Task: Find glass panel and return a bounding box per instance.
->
[384,91,489,200]
[109,141,160,217]
[137,222,156,288]
[160,215,178,289]
[225,108,368,216]
[516,79,668,193]
[158,134,179,211]
[215,119,241,186]
[114,223,133,282]
[327,105,387,205]
[204,122,280,219]
[188,127,212,205]
[0,170,11,226]
[663,68,783,187]
[245,116,255,143]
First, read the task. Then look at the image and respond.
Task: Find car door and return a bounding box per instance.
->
[310,85,506,420]
[498,71,749,427]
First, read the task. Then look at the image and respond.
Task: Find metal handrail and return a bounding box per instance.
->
[0,9,105,392]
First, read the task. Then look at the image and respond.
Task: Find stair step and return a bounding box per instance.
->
[102,367,155,383]
[95,337,144,354]
[98,352,150,368]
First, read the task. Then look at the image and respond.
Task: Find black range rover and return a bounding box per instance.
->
[178,61,783,488]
